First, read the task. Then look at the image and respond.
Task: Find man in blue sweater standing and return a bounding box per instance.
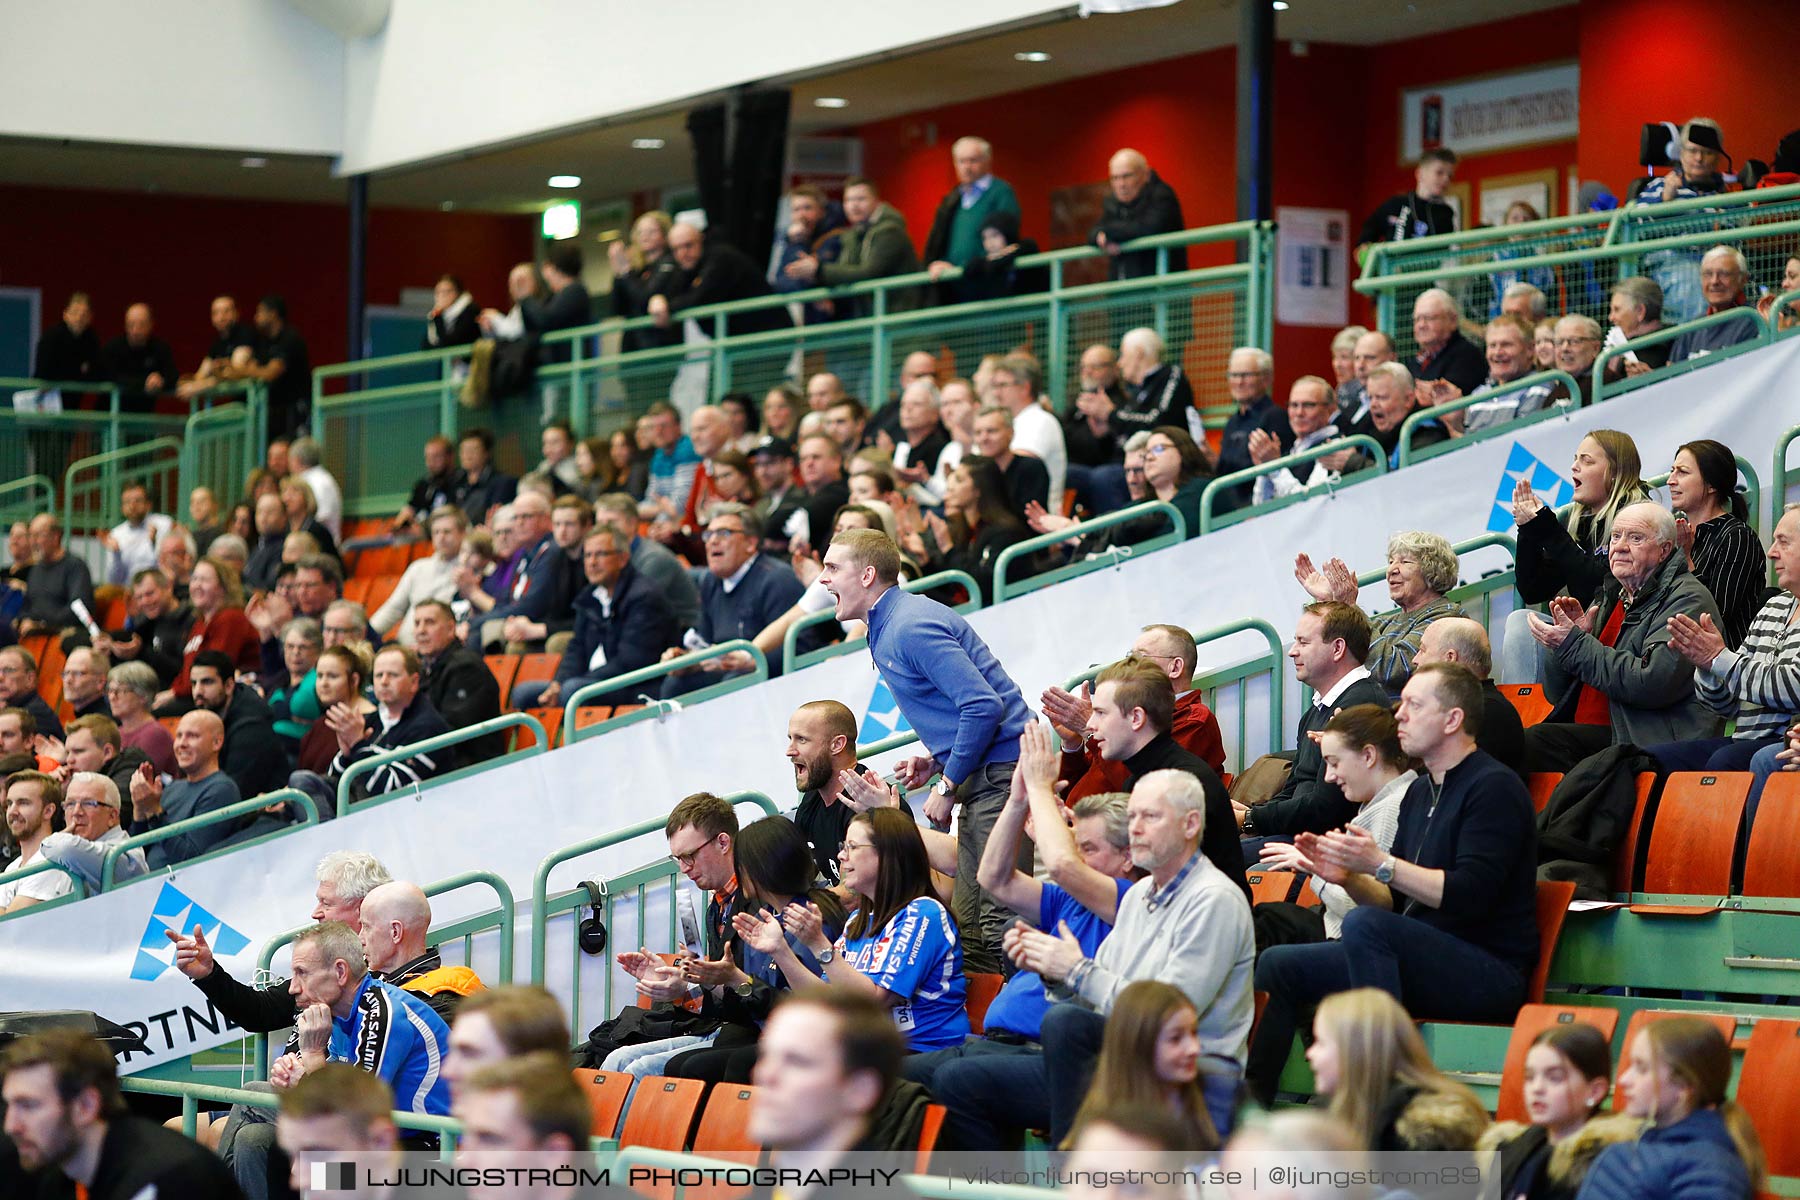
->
[821,527,1033,973]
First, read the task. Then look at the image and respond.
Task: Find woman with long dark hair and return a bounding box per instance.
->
[1483,1023,1636,1200]
[1141,424,1214,539]
[902,455,1028,603]
[740,807,969,1052]
[1666,438,1765,647]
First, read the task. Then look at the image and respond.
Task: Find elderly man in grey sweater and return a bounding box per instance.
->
[931,767,1254,1145]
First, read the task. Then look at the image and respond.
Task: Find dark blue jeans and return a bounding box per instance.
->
[1247,906,1526,1104]
[932,1003,1241,1147]
[1065,463,1132,516]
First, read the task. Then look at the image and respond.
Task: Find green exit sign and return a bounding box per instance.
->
[542,201,580,241]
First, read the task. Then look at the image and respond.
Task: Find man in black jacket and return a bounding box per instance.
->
[1236,602,1389,842]
[1083,658,1248,899]
[1409,288,1488,398]
[524,244,591,366]
[511,527,675,710]
[190,651,288,800]
[33,291,102,389]
[100,567,191,688]
[98,302,179,412]
[651,221,791,337]
[1,1028,244,1200]
[413,600,503,765]
[1090,150,1187,280]
[1247,663,1537,1103]
[325,645,452,805]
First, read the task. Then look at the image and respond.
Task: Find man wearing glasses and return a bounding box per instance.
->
[38,770,148,890]
[1552,313,1607,406]
[1248,377,1346,505]
[1213,346,1292,514]
[660,505,803,698]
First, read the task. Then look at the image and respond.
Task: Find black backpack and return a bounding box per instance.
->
[1535,744,1657,899]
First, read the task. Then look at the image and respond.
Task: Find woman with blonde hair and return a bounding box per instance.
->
[1066,980,1218,1153]
[1307,987,1489,1150]
[1577,1017,1764,1200]
[1500,429,1650,683]
[609,209,681,351]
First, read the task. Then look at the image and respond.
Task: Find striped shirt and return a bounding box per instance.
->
[1688,513,1766,648]
[1697,591,1800,739]
[1367,595,1466,698]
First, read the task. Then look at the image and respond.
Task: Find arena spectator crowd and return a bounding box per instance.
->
[3,114,1798,1189]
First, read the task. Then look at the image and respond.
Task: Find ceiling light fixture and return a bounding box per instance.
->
[1013,51,1051,63]
[1271,1,1289,9]
[813,97,849,109]
[440,201,456,212]
[547,174,582,189]
[632,138,667,150]
[240,156,268,169]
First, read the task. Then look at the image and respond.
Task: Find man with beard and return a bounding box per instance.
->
[785,699,886,886]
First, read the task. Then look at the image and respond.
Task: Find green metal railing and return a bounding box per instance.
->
[0,859,87,927]
[336,712,550,811]
[251,869,518,1075]
[1198,436,1386,534]
[991,499,1186,603]
[529,791,780,1039]
[782,569,981,674]
[311,221,1273,515]
[1396,369,1581,468]
[122,1076,459,1146]
[62,436,184,556]
[562,640,768,746]
[1357,181,1800,355]
[102,788,321,891]
[1591,306,1774,405]
[178,392,264,511]
[0,474,54,527]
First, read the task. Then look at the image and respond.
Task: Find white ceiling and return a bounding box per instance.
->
[0,0,1575,216]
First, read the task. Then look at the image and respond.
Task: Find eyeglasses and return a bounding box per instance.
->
[700,528,747,542]
[1226,371,1263,381]
[839,840,871,855]
[1554,336,1600,347]
[62,799,107,812]
[670,838,715,867]
[1145,443,1174,457]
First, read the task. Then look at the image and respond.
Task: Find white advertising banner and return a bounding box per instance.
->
[1400,62,1579,162]
[3,339,1796,1072]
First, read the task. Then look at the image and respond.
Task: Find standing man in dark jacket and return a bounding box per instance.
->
[1248,663,1538,1103]
[785,178,924,316]
[651,221,791,337]
[524,245,591,363]
[923,136,1021,305]
[189,651,287,800]
[769,183,847,324]
[325,645,453,804]
[511,526,675,710]
[411,600,503,765]
[1090,149,1187,279]
[33,292,103,389]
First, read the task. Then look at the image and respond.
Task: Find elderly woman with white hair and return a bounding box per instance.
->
[1294,530,1465,697]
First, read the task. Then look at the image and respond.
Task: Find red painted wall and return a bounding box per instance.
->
[1576,0,1799,194]
[0,185,535,369]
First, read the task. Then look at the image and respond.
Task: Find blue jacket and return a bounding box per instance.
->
[865,585,1032,784]
[471,531,573,638]
[300,974,453,1116]
[555,562,677,701]
[1577,1109,1752,1200]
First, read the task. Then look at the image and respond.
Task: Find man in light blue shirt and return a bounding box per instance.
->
[820,527,1033,973]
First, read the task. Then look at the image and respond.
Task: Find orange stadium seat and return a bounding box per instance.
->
[1526,772,1561,815]
[513,708,562,751]
[690,1085,762,1159]
[964,973,1004,1036]
[915,1103,947,1173]
[1641,773,1749,896]
[483,655,519,702]
[573,1069,632,1140]
[1527,879,1576,1005]
[364,574,401,614]
[1734,1018,1800,1178]
[617,1076,704,1152]
[1742,774,1800,899]
[1494,1004,1619,1123]
[572,705,612,732]
[1247,870,1300,905]
[342,577,372,606]
[1499,684,1553,728]
[1612,773,1657,894]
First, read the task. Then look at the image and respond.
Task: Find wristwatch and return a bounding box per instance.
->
[733,979,756,998]
[1240,809,1256,835]
[933,776,956,798]
[816,945,835,964]
[1374,856,1397,884]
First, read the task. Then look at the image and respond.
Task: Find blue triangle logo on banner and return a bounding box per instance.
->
[1489,442,1574,532]
[130,881,252,982]
[858,679,912,745]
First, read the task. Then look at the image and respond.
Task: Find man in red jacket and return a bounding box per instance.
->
[1043,622,1227,798]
